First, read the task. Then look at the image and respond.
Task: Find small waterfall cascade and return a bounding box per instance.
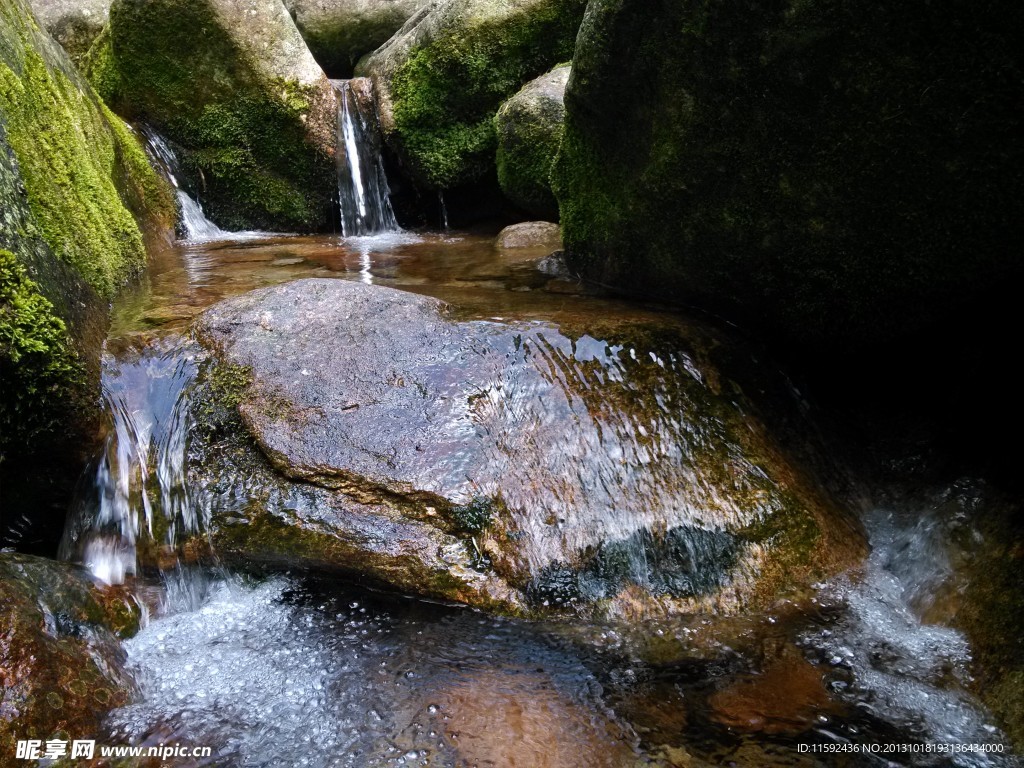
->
[60,340,210,594]
[332,78,399,236]
[141,129,227,242]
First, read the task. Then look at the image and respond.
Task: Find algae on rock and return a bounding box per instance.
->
[0,553,139,756]
[100,0,339,232]
[357,0,586,194]
[495,63,569,218]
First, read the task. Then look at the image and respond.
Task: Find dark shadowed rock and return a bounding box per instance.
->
[283,0,429,78]
[194,278,865,617]
[495,64,569,218]
[553,0,1024,349]
[0,554,140,754]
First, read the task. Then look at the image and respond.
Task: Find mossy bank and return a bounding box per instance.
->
[95,0,339,232]
[1,0,174,550]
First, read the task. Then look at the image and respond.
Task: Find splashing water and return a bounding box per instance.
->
[139,130,229,242]
[332,79,399,237]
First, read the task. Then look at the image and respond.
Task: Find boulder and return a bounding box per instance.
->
[99,0,340,232]
[496,220,561,251]
[193,278,865,618]
[495,64,568,218]
[27,0,109,64]
[356,0,585,193]
[0,554,140,755]
[283,0,429,78]
[1,0,175,549]
[552,0,1024,349]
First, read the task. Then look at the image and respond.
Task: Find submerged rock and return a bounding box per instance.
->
[283,0,429,78]
[553,0,1024,349]
[100,0,339,232]
[356,0,585,193]
[0,554,139,755]
[193,278,865,618]
[1,0,175,548]
[495,64,569,218]
[27,0,109,64]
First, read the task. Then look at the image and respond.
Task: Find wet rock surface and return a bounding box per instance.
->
[194,278,865,617]
[496,220,561,251]
[0,554,139,755]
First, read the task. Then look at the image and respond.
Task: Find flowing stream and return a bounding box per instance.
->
[54,228,1018,767]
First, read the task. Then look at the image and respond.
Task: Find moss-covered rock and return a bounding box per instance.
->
[1,0,175,548]
[283,0,429,78]
[495,63,568,218]
[357,0,586,193]
[102,0,339,232]
[553,0,1024,349]
[0,553,139,755]
[28,0,109,65]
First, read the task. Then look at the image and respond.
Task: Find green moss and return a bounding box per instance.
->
[192,361,254,437]
[0,249,85,454]
[554,0,1024,347]
[0,50,147,298]
[81,25,122,106]
[105,0,335,231]
[389,0,585,190]
[495,106,562,217]
[494,66,568,217]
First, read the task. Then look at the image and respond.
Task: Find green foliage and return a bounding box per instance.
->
[449,496,495,534]
[0,50,149,299]
[0,250,84,454]
[389,0,585,190]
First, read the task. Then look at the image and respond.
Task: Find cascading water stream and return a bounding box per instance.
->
[60,339,211,600]
[140,129,228,242]
[332,79,399,236]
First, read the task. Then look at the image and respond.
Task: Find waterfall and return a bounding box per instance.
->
[60,340,209,595]
[140,129,227,242]
[332,79,399,236]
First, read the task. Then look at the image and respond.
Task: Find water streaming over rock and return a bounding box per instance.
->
[60,338,209,594]
[332,79,399,236]
[140,130,228,242]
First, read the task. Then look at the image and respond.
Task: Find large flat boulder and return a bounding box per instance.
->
[194,278,865,618]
